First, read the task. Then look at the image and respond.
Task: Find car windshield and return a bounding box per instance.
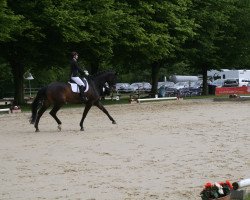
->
[158,82,175,88]
[224,79,238,84]
[211,79,224,86]
[190,81,200,87]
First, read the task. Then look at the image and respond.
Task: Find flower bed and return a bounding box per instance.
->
[200,181,233,200]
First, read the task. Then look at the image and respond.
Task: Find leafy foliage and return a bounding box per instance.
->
[0,0,25,41]
[0,0,250,102]
[113,0,195,67]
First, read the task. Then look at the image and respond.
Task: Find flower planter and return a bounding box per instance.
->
[201,181,232,200]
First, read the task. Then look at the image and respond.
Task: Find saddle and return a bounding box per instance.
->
[68,78,89,93]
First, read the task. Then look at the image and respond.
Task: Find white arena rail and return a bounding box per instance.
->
[0,108,10,114]
[137,97,178,103]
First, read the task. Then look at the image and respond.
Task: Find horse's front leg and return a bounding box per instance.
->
[49,104,63,131]
[94,101,116,124]
[79,102,92,131]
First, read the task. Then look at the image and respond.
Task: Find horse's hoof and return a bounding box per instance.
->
[112,121,116,124]
[80,128,84,131]
[58,124,62,131]
[35,129,40,132]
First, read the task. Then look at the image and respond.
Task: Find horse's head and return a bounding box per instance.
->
[105,71,118,91]
[92,71,118,94]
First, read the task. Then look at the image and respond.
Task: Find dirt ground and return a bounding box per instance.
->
[0,99,250,200]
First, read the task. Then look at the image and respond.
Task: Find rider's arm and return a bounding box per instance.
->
[72,60,87,75]
[78,66,89,76]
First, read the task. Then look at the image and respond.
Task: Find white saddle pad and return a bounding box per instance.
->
[69,83,80,93]
[69,78,89,93]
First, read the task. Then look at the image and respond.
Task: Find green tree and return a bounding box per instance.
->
[0,62,13,98]
[220,0,250,69]
[73,0,120,74]
[114,0,195,95]
[184,0,242,94]
[0,0,90,104]
[0,0,122,104]
[0,0,24,41]
[0,0,36,104]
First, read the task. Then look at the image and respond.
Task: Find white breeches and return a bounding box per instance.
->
[71,77,85,86]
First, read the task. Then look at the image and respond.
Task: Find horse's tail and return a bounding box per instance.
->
[30,86,47,124]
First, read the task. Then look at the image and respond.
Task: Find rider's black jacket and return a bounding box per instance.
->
[70,59,85,77]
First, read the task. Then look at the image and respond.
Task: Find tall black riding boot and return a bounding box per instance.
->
[79,85,87,102]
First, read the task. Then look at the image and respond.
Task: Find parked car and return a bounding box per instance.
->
[240,79,250,87]
[130,82,152,92]
[210,79,225,87]
[158,82,176,97]
[158,87,178,97]
[115,83,133,93]
[158,80,203,97]
[116,83,123,91]
[158,82,165,89]
[157,81,175,89]
[178,87,192,97]
[190,80,202,89]
[142,82,152,92]
[130,82,143,91]
[172,82,189,90]
[189,81,202,96]
[189,87,202,96]
[223,79,239,87]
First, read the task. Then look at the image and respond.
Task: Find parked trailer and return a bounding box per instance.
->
[208,69,250,86]
[169,75,199,83]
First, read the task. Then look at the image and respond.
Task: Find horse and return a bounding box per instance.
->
[30,71,117,132]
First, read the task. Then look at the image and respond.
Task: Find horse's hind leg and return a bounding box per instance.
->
[95,101,116,124]
[35,103,50,132]
[49,104,63,131]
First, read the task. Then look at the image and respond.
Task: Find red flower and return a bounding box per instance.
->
[204,182,213,188]
[226,180,233,190]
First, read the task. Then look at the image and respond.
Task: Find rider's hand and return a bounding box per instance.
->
[84,70,89,75]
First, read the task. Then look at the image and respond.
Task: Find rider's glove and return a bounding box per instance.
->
[84,70,89,75]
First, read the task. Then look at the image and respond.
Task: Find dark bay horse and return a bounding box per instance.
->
[30,71,117,132]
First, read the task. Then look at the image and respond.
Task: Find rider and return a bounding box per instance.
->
[70,51,89,102]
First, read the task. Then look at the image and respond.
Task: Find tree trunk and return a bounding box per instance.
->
[11,62,24,105]
[202,65,208,95]
[151,61,160,97]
